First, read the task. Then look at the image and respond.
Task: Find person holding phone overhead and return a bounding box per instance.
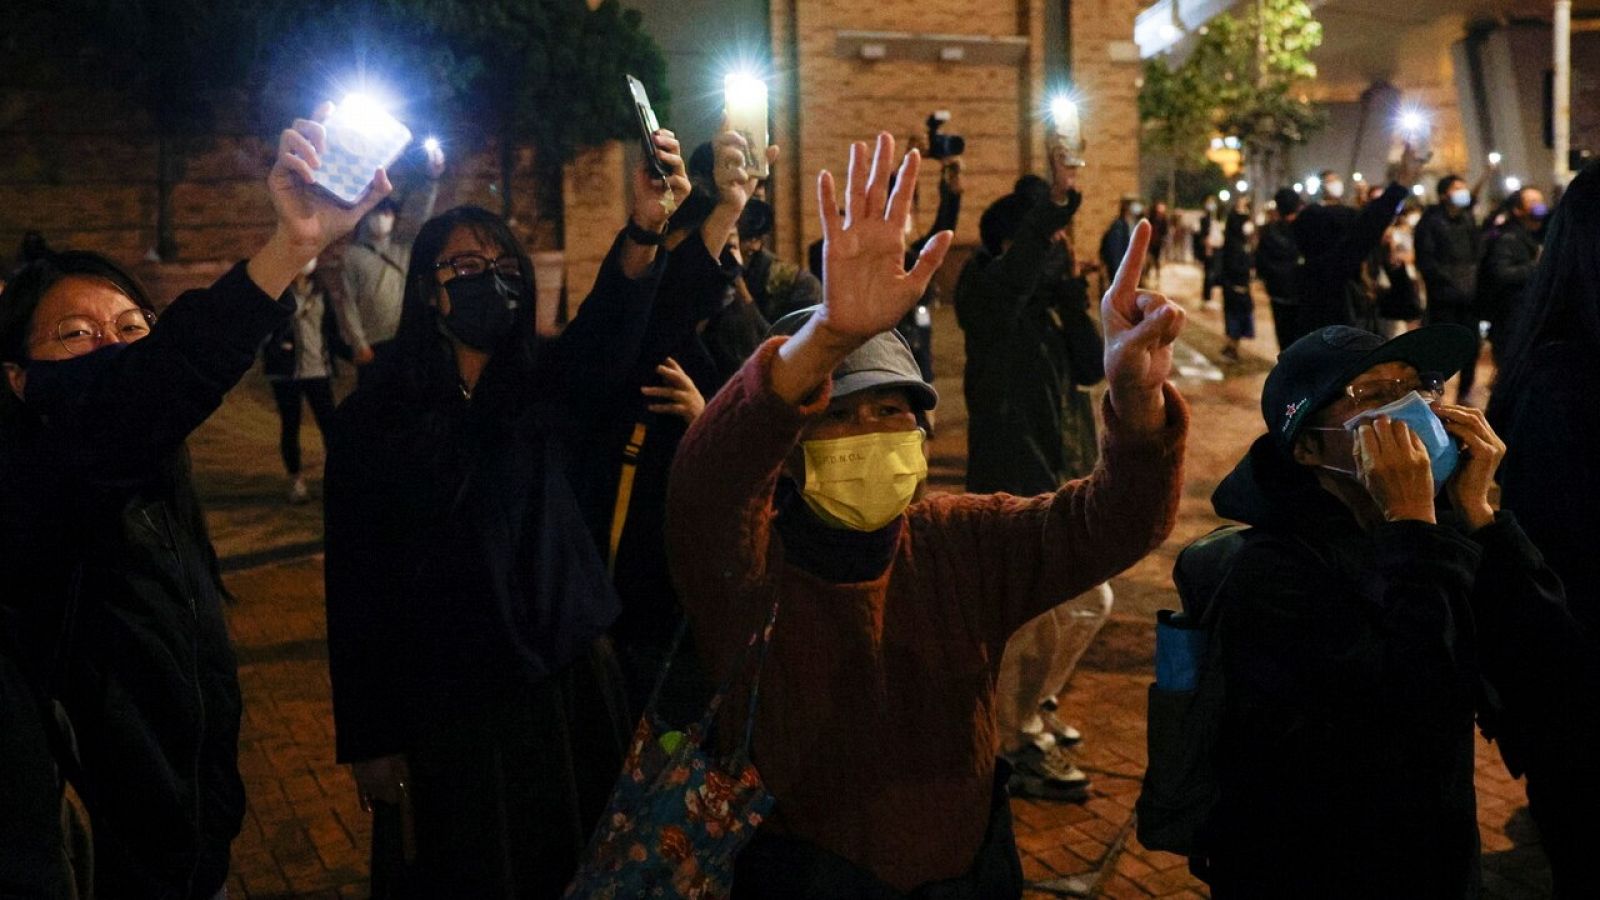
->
[334,139,445,375]
[323,117,690,894]
[0,107,393,899]
[667,132,1188,897]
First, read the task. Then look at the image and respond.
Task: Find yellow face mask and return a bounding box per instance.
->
[799,430,928,532]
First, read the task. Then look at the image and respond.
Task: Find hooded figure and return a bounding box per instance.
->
[324,204,667,895]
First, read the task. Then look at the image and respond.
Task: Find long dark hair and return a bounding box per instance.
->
[357,206,540,407]
[0,249,158,427]
[1487,161,1600,430]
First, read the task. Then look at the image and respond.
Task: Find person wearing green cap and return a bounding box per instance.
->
[667,131,1189,897]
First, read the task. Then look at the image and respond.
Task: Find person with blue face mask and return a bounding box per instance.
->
[1415,174,1486,402]
[1189,324,1584,897]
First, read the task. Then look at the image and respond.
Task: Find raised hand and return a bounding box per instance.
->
[814,133,953,343]
[770,133,953,405]
[698,131,779,255]
[1047,141,1080,202]
[423,141,446,180]
[268,104,394,258]
[642,357,707,425]
[632,130,693,233]
[1354,417,1437,523]
[250,105,395,299]
[1436,403,1505,530]
[713,130,779,213]
[1101,219,1184,432]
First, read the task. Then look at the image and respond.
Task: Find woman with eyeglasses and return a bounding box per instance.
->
[0,111,393,898]
[323,133,689,896]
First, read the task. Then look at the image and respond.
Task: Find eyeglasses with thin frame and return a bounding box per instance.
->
[1342,371,1446,408]
[433,254,522,281]
[29,308,157,357]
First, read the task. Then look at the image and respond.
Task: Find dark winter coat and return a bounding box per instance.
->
[1480,219,1542,336]
[1200,436,1582,898]
[324,233,664,765]
[955,192,1094,496]
[1254,220,1300,300]
[595,231,732,710]
[1290,189,1404,339]
[1098,216,1132,276]
[1415,204,1480,310]
[0,263,289,898]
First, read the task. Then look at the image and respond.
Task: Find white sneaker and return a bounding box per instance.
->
[287,476,309,505]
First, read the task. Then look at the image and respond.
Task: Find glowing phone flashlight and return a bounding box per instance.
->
[724,72,770,179]
[314,93,413,205]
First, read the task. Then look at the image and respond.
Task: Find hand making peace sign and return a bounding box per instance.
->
[1101,219,1185,432]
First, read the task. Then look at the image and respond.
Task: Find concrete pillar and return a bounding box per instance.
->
[1555,0,1573,187]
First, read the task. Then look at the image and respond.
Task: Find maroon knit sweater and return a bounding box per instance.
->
[666,338,1188,892]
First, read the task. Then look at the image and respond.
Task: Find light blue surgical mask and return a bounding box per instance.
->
[1342,391,1459,490]
[1449,188,1472,209]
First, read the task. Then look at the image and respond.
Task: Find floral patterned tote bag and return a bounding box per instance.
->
[564,597,780,899]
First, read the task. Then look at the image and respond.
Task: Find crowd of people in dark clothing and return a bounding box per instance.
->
[0,89,1597,900]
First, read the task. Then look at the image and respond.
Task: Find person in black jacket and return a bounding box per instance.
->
[1284,149,1424,345]
[1218,201,1255,361]
[1255,189,1302,352]
[1098,196,1139,281]
[1198,323,1584,898]
[1416,175,1483,400]
[261,256,349,504]
[603,128,772,719]
[1487,161,1600,899]
[0,111,392,899]
[323,131,686,897]
[1480,187,1546,362]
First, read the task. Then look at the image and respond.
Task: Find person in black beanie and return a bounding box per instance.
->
[1256,188,1303,352]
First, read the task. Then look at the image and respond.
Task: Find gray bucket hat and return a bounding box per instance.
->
[767,306,939,411]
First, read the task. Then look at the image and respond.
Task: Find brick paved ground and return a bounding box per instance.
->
[203,260,1548,897]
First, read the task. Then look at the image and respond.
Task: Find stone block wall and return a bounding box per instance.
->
[768,0,1143,269]
[0,89,627,309]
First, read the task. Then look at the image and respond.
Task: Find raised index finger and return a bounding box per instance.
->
[1106,219,1151,320]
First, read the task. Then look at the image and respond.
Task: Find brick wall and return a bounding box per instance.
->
[561,141,629,311]
[0,88,627,305]
[767,0,1143,269]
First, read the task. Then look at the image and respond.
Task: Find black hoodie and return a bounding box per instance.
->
[1199,435,1580,898]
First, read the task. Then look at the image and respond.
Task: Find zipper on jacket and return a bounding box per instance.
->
[163,502,207,897]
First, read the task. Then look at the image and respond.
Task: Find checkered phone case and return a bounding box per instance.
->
[312,106,413,205]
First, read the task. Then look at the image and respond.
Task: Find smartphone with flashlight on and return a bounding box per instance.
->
[1394,110,1434,165]
[724,72,770,180]
[626,75,670,180]
[313,95,414,206]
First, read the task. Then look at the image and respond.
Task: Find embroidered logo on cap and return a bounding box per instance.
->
[1283,399,1305,434]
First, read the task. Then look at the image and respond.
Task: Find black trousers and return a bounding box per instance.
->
[1268,297,1299,354]
[369,638,630,900]
[269,378,335,475]
[1425,302,1481,400]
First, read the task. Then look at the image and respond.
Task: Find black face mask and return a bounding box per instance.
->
[441,272,521,351]
[22,344,126,416]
